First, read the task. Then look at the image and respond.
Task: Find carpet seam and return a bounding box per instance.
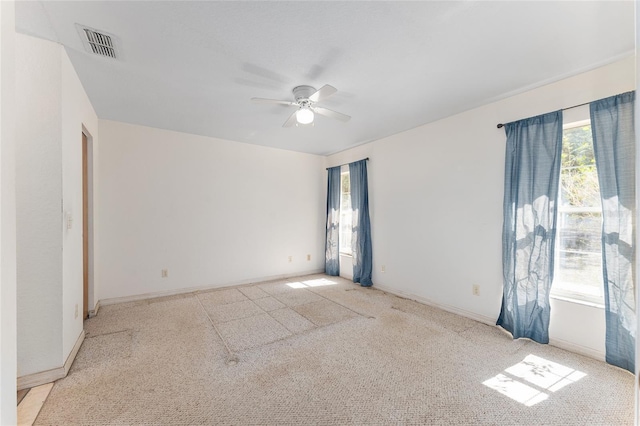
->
[288,278,375,319]
[194,293,235,360]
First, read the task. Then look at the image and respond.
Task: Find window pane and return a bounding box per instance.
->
[560,125,600,209]
[552,124,604,304]
[339,173,352,254]
[554,212,603,301]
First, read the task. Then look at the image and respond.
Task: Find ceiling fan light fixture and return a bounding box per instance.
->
[252,84,349,128]
[296,107,314,124]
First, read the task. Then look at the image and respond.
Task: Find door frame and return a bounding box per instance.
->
[81,126,94,319]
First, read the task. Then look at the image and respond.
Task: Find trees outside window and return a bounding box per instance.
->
[552,122,604,304]
[339,171,352,255]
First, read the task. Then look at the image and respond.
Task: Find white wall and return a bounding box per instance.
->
[340,254,353,280]
[0,0,17,423]
[327,56,635,359]
[15,33,98,377]
[16,33,63,376]
[97,120,325,301]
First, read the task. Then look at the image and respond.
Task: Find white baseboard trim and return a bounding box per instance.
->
[373,284,606,361]
[17,367,64,391]
[88,301,100,318]
[17,330,85,390]
[99,269,325,307]
[64,330,85,375]
[374,283,496,326]
[549,337,605,361]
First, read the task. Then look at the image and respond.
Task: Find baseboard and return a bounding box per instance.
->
[17,330,85,391]
[88,301,100,318]
[99,269,325,307]
[374,283,606,361]
[17,367,64,391]
[549,337,605,361]
[64,330,85,375]
[374,283,496,326]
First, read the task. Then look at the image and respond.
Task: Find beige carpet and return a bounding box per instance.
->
[36,275,634,425]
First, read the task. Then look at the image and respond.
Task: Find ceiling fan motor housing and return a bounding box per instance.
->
[292,85,316,103]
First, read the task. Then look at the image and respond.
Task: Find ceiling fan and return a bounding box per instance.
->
[251,85,351,127]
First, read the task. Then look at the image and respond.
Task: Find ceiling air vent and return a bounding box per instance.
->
[76,24,119,59]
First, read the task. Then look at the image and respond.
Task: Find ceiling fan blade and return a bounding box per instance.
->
[313,106,351,122]
[309,84,337,103]
[251,97,296,106]
[283,110,298,127]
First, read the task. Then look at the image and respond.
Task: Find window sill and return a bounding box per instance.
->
[550,294,604,310]
[339,252,352,258]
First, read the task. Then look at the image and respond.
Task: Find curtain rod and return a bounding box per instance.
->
[496,101,591,129]
[326,157,369,170]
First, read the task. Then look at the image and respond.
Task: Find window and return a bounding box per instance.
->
[339,170,352,255]
[552,120,604,305]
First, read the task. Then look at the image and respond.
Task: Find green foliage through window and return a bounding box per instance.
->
[561,125,600,208]
[553,123,604,303]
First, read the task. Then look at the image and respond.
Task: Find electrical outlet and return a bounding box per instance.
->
[161,269,168,278]
[288,256,292,263]
[381,265,386,273]
[472,284,480,296]
[74,304,78,319]
[307,254,311,261]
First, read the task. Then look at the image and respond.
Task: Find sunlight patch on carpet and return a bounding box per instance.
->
[287,281,308,289]
[483,354,586,406]
[287,278,338,289]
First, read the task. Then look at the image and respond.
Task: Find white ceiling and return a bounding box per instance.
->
[16,1,634,155]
